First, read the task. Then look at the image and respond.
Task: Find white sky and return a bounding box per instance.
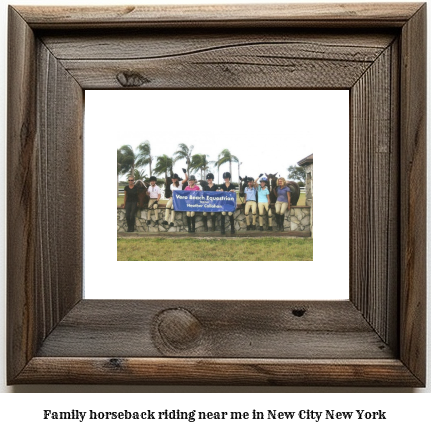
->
[89,90,332,183]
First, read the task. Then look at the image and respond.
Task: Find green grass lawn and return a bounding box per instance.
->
[117,237,313,261]
[296,192,306,206]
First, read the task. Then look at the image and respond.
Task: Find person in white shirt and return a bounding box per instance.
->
[146,176,162,226]
[162,170,188,227]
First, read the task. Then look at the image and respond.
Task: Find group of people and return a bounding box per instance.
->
[163,171,236,234]
[242,175,291,232]
[121,171,291,233]
[121,175,161,232]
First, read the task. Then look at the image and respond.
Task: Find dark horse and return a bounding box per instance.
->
[266,173,300,206]
[238,176,253,205]
[164,177,172,199]
[135,180,150,209]
[196,179,208,191]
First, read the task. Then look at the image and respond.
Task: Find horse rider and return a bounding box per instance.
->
[202,172,218,232]
[243,176,258,230]
[146,176,162,226]
[162,169,188,227]
[220,172,236,234]
[274,177,291,231]
[256,174,273,231]
[121,175,138,232]
[184,174,201,233]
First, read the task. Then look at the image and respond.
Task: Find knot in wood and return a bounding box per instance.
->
[292,308,306,317]
[155,308,203,351]
[116,71,150,87]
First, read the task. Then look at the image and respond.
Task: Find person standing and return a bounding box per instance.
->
[184,175,201,233]
[121,176,139,232]
[243,177,258,230]
[202,172,218,231]
[220,172,236,234]
[162,170,188,227]
[146,176,162,226]
[256,175,273,231]
[274,177,291,231]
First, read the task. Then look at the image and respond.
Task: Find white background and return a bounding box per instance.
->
[100,90,321,182]
[85,90,349,300]
[0,0,430,424]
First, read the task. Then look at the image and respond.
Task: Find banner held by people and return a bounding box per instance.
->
[172,190,237,213]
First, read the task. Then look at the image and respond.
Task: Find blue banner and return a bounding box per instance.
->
[172,190,237,213]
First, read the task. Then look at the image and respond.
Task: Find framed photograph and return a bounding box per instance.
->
[87,88,348,300]
[7,3,426,386]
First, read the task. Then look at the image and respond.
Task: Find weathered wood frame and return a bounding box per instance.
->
[7,4,426,386]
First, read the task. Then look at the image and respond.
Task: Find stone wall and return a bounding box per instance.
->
[117,205,311,234]
[304,163,313,236]
[304,164,313,207]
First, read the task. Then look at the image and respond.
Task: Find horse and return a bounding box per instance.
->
[286,181,301,206]
[135,180,150,209]
[238,176,251,205]
[265,172,279,204]
[164,177,172,199]
[197,179,208,191]
[265,172,300,206]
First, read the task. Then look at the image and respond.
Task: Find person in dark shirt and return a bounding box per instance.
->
[202,172,218,231]
[220,172,236,234]
[185,175,201,233]
[121,176,139,232]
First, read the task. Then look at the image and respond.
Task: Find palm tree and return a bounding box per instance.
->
[209,159,220,183]
[132,168,147,181]
[118,145,136,175]
[216,149,239,179]
[200,154,210,179]
[118,145,137,195]
[117,150,125,197]
[153,154,174,180]
[173,143,194,176]
[190,154,210,179]
[136,140,153,177]
[237,160,243,183]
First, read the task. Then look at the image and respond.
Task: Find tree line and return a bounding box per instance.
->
[117,140,306,194]
[117,141,240,184]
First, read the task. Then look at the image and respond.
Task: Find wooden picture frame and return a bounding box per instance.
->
[7,3,426,386]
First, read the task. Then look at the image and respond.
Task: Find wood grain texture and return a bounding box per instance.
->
[41,31,395,60]
[41,30,394,89]
[7,6,83,383]
[15,358,423,386]
[7,3,427,386]
[36,300,393,359]
[35,40,84,336]
[399,3,427,385]
[350,44,399,348]
[15,3,423,29]
[7,6,38,381]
